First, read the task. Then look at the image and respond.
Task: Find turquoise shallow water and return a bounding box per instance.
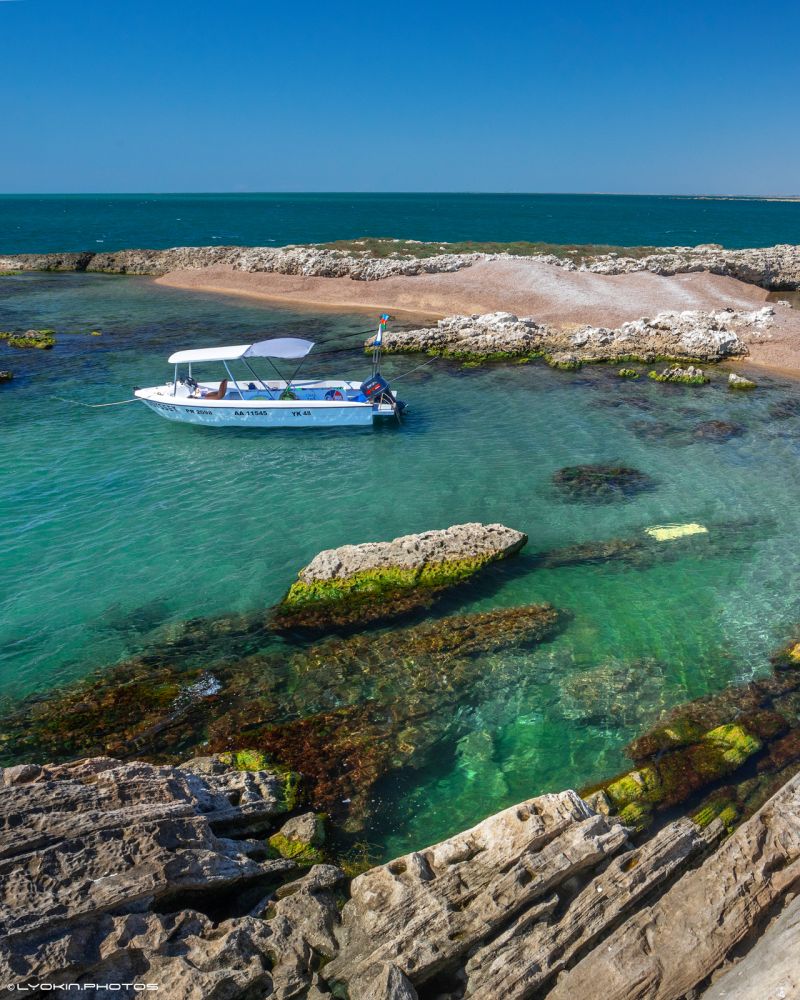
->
[3,271,800,857]
[1,193,799,253]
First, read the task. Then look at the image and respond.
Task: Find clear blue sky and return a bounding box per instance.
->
[1,0,798,194]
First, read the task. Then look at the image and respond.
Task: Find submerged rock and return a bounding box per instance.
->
[272,522,527,631]
[769,397,800,420]
[692,419,745,441]
[209,603,562,825]
[579,632,800,834]
[561,658,671,728]
[0,370,12,382]
[0,603,561,828]
[552,463,656,503]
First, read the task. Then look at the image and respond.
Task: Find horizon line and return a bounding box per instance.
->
[0,190,799,200]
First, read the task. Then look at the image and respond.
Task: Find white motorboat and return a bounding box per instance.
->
[134,320,404,429]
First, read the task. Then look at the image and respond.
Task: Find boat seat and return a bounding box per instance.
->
[204,379,228,400]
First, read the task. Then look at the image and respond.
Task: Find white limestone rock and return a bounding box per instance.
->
[296,522,528,584]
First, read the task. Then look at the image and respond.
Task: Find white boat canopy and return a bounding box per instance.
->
[167,338,315,365]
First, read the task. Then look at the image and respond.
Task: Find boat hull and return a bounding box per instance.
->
[138,395,380,428]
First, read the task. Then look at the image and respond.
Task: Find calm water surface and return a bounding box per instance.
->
[1,193,799,253]
[2,272,800,857]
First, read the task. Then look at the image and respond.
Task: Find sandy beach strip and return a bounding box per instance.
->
[155,257,800,374]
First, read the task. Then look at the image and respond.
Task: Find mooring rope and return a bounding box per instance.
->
[389,357,439,381]
[53,396,139,408]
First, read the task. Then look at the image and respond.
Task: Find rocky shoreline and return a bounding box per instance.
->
[3,240,800,289]
[7,239,800,371]
[369,307,775,366]
[0,244,476,280]
[2,523,800,995]
[2,751,798,999]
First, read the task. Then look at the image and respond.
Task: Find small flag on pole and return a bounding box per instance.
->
[375,313,389,347]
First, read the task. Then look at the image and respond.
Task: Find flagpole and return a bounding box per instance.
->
[372,313,388,376]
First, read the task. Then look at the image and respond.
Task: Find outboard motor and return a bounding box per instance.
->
[360,373,392,402]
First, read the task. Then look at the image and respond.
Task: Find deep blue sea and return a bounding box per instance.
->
[1,193,799,254]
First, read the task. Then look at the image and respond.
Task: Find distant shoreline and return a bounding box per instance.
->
[4,238,800,375]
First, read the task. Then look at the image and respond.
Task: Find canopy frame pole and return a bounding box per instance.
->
[173,364,178,396]
[243,359,274,398]
[222,360,244,399]
[261,356,295,394]
[285,356,308,395]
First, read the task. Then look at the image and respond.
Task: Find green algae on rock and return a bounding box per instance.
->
[648,364,709,385]
[579,632,800,834]
[268,812,326,865]
[530,516,758,573]
[585,722,763,831]
[0,329,56,350]
[272,522,527,632]
[728,372,757,389]
[618,368,640,378]
[217,749,303,809]
[546,354,583,371]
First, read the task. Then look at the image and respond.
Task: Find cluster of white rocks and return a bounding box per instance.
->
[374,307,774,363]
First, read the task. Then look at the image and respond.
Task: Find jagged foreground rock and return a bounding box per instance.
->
[324,795,714,998]
[3,755,800,998]
[701,893,800,1000]
[549,771,800,1000]
[373,307,773,364]
[327,778,800,999]
[0,756,344,998]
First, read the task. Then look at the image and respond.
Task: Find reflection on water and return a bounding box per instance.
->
[3,273,800,857]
